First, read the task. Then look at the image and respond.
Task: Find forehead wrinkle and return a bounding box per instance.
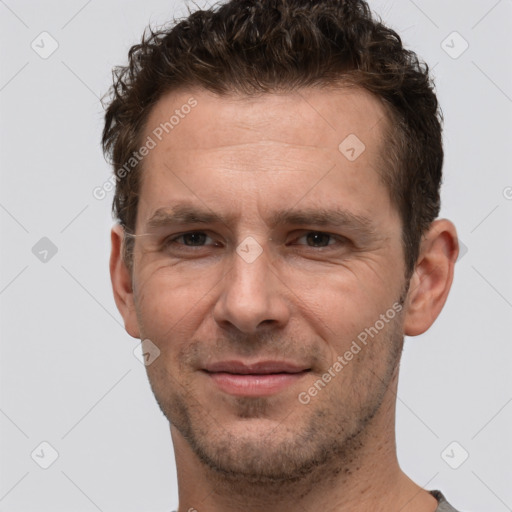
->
[162,140,336,156]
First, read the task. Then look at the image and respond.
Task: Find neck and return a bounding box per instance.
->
[171,373,437,512]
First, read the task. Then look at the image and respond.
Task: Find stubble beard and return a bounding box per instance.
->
[146,313,405,496]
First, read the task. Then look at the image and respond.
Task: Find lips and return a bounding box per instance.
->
[203,360,310,396]
[204,360,309,374]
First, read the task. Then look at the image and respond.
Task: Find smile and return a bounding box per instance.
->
[203,361,311,396]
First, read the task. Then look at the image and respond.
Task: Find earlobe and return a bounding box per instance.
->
[110,224,140,338]
[403,219,459,337]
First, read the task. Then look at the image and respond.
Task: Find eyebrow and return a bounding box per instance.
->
[144,204,378,238]
[269,208,375,232]
[145,205,233,230]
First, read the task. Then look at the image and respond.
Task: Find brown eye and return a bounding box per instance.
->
[163,231,214,248]
[304,232,333,247]
[291,231,350,251]
[180,232,208,246]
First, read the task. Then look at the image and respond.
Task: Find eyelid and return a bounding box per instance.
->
[160,229,350,250]
[289,230,350,245]
[161,230,227,251]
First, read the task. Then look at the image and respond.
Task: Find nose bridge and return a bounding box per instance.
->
[232,235,269,294]
[213,236,289,333]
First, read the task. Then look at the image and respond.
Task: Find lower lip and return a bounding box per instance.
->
[206,371,308,397]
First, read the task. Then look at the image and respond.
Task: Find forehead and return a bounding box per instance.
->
[142,86,389,154]
[135,86,395,232]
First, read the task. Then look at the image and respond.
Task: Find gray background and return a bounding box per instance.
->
[1,0,511,510]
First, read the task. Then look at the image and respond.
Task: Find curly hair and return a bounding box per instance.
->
[102,0,443,277]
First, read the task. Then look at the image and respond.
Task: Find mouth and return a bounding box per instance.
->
[202,361,311,397]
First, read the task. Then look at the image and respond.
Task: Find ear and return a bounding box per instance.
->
[110,224,140,338]
[403,219,459,336]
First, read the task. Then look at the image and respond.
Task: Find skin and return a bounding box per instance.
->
[110,86,459,512]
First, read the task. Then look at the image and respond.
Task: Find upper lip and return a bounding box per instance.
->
[203,360,310,375]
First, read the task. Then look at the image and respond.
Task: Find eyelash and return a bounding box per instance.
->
[162,231,349,251]
[163,232,219,249]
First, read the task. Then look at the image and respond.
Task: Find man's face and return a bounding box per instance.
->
[126,87,409,481]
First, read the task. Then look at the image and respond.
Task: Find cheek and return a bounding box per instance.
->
[303,268,398,344]
[134,265,216,343]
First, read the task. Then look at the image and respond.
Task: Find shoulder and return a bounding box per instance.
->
[430,490,462,512]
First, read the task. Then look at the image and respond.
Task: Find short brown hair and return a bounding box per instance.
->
[102,0,443,277]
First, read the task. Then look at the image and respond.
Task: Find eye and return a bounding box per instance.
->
[163,231,218,248]
[293,231,344,248]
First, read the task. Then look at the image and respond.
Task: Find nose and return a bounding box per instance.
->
[212,240,291,334]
